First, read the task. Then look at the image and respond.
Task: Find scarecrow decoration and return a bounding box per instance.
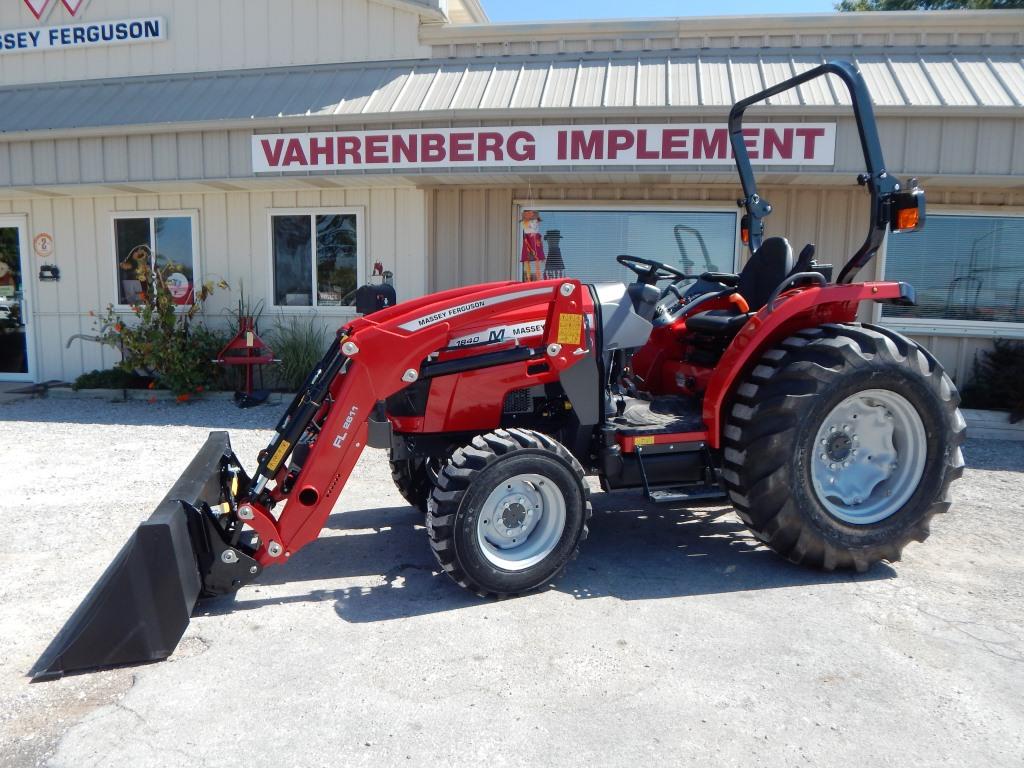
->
[520,210,545,281]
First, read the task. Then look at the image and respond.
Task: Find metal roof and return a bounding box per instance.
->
[1,50,1023,135]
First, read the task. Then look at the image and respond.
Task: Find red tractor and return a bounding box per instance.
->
[35,60,964,679]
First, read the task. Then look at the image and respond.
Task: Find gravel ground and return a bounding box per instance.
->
[0,397,1022,768]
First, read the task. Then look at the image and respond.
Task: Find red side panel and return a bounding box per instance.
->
[394,280,597,434]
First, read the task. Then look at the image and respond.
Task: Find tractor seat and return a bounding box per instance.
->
[686,237,797,336]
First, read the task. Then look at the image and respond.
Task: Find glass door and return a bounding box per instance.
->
[0,221,33,381]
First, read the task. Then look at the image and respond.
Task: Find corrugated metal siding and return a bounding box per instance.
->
[0,187,427,382]
[541,63,577,109]
[956,59,1015,107]
[572,61,607,108]
[761,59,801,106]
[449,66,491,110]
[427,187,514,292]
[989,57,1024,105]
[667,59,698,107]
[479,64,519,109]
[4,51,1024,135]
[0,0,431,87]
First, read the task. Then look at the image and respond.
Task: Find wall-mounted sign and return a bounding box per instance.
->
[252,123,836,174]
[32,233,54,259]
[0,16,164,54]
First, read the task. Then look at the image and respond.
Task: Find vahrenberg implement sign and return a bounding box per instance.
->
[0,16,164,54]
[252,123,835,173]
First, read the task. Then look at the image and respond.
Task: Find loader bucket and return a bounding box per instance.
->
[30,431,240,680]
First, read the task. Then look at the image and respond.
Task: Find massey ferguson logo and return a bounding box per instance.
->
[23,0,89,21]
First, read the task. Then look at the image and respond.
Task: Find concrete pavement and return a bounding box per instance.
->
[1,399,1021,767]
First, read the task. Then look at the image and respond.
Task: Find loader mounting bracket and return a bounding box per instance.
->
[182,501,263,597]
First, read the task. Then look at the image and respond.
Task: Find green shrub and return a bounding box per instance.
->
[72,368,151,391]
[93,254,228,397]
[268,316,328,392]
[960,338,1024,423]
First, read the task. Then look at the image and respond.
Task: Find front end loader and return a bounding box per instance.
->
[32,60,964,679]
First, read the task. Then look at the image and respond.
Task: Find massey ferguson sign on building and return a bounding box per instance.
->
[252,123,837,173]
[0,0,164,54]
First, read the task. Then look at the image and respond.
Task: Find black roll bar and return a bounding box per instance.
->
[728,60,906,284]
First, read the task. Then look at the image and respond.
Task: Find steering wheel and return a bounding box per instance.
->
[616,254,689,286]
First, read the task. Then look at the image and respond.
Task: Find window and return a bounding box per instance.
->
[515,207,738,284]
[271,211,362,308]
[113,214,198,306]
[882,213,1024,327]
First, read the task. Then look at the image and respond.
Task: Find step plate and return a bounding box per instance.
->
[647,486,728,504]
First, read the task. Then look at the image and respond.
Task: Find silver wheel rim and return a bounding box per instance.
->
[810,389,927,525]
[476,473,566,571]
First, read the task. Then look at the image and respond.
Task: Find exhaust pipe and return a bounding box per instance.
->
[30,432,260,680]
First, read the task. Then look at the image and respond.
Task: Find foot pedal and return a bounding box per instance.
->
[646,484,727,504]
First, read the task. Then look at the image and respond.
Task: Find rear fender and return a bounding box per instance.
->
[702,281,913,448]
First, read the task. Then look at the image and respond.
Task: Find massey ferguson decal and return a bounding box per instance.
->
[449,321,547,348]
[253,124,836,173]
[398,287,553,332]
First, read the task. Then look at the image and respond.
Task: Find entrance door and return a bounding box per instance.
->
[0,220,34,381]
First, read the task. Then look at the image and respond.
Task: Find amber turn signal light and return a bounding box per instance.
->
[740,213,751,245]
[895,206,918,231]
[889,186,926,234]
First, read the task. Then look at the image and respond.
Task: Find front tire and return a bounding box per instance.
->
[427,428,591,597]
[723,323,965,572]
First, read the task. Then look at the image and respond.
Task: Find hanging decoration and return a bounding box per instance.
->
[520,210,545,282]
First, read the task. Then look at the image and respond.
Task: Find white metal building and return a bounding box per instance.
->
[0,1,1022,386]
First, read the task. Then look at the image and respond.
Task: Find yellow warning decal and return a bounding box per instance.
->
[634,436,656,446]
[267,439,291,472]
[556,313,583,345]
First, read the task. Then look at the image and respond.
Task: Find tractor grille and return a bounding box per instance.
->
[502,388,533,414]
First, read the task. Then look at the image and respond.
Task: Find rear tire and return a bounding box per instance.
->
[427,428,591,597]
[722,323,965,572]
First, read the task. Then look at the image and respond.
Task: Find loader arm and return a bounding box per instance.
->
[230,278,590,568]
